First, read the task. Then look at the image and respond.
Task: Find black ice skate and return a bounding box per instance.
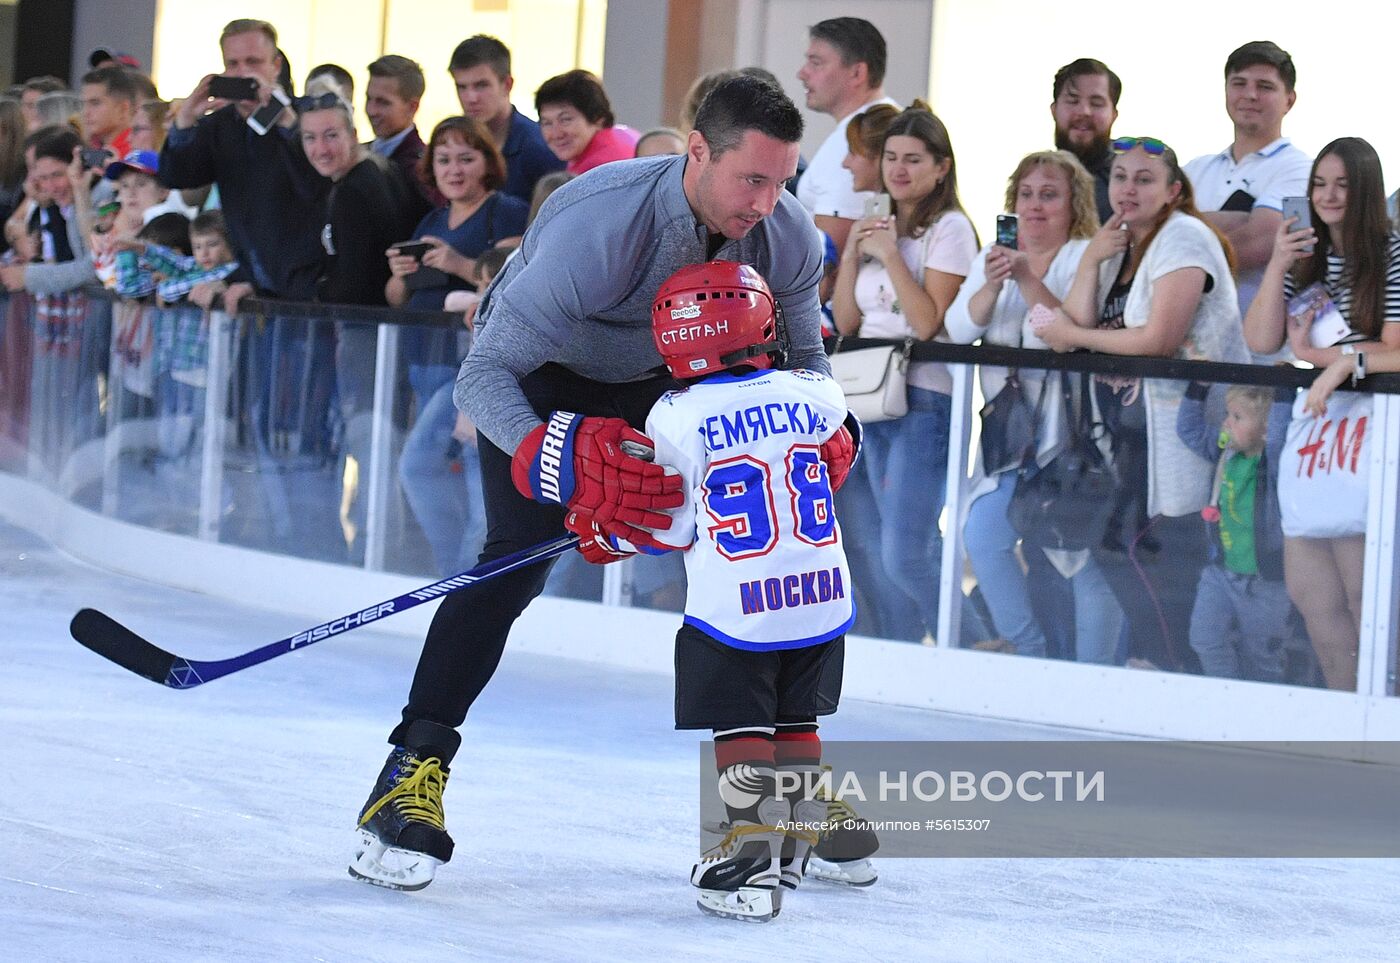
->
[808,766,880,887]
[692,819,786,923]
[348,720,460,891]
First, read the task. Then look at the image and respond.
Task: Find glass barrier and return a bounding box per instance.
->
[3,290,1395,693]
[935,343,1400,699]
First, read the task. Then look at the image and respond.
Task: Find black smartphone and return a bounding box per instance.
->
[404,265,451,291]
[80,147,112,170]
[208,75,260,101]
[995,214,1019,249]
[392,241,434,260]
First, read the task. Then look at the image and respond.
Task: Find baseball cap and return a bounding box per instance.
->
[89,48,141,70]
[104,150,160,180]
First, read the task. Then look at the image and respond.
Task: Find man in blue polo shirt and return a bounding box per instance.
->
[449,35,564,205]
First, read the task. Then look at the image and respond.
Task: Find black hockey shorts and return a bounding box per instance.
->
[673,623,844,730]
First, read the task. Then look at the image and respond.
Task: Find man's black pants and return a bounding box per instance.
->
[389,365,676,744]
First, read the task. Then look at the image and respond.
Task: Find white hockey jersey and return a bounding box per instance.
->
[646,368,854,650]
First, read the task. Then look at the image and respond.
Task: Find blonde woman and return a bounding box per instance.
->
[946,149,1122,662]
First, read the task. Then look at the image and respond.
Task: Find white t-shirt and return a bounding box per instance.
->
[852,209,978,393]
[646,368,853,651]
[1118,212,1250,518]
[1184,137,1311,316]
[795,96,900,220]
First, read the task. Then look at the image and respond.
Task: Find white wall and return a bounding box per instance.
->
[71,0,156,86]
[747,0,934,160]
[601,0,668,131]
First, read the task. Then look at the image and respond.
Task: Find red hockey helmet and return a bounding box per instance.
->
[651,261,782,379]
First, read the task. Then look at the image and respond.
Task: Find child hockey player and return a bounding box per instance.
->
[569,261,858,922]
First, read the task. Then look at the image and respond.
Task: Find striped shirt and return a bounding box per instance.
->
[1282,233,1400,339]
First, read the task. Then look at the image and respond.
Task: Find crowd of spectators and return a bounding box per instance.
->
[1,16,1394,693]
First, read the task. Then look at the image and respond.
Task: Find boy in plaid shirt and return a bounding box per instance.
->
[114,210,240,303]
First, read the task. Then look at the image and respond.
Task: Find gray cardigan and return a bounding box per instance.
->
[24,205,97,295]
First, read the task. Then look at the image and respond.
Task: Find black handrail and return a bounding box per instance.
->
[828,336,1400,393]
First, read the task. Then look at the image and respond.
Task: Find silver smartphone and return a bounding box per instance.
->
[863,193,891,218]
[1281,196,1312,253]
[246,87,292,136]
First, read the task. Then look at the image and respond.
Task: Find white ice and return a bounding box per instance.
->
[2,518,1397,962]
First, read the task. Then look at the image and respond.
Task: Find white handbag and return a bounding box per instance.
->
[828,338,912,423]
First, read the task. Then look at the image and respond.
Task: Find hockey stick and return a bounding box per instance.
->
[69,534,581,689]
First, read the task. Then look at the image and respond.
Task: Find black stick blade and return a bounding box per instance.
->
[70,608,179,686]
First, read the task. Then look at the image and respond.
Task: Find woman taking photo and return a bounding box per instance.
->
[945,149,1123,663]
[831,104,978,644]
[1037,136,1251,672]
[1244,136,1400,689]
[387,116,528,577]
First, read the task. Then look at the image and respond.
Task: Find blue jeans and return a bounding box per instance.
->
[964,472,1124,662]
[398,379,486,576]
[835,460,923,641]
[859,387,952,640]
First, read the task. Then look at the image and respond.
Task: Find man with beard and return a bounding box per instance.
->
[1050,58,1120,223]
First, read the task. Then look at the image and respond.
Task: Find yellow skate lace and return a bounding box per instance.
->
[815,765,863,827]
[699,823,782,863]
[358,756,448,830]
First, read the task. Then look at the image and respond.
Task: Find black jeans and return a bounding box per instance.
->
[389,364,676,743]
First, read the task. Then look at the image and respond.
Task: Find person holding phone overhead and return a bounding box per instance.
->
[1242,136,1400,690]
[158,18,326,308]
[831,104,982,644]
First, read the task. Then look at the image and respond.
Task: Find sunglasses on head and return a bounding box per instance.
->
[292,92,344,113]
[1112,136,1168,156]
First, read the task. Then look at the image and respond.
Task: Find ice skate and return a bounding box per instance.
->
[692,820,784,923]
[778,798,824,892]
[808,769,880,887]
[348,720,459,891]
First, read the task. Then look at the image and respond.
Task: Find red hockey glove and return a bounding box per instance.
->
[512,412,683,549]
[819,412,863,493]
[564,510,636,565]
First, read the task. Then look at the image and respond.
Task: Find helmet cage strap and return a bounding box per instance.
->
[719,339,783,369]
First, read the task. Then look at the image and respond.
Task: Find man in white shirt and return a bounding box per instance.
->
[794,17,899,253]
[1184,41,1311,317]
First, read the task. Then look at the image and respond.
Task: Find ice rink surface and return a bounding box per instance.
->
[2,518,1397,962]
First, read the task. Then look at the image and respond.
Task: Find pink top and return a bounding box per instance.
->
[567,125,641,175]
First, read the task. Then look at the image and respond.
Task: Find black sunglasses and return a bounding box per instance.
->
[292,92,345,113]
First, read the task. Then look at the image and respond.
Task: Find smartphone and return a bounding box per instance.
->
[404,265,452,291]
[1282,196,1313,253]
[392,241,434,260]
[208,75,260,101]
[996,213,1019,249]
[80,147,112,170]
[863,193,891,218]
[246,88,292,136]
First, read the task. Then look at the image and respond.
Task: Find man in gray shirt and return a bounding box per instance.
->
[351,75,840,892]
